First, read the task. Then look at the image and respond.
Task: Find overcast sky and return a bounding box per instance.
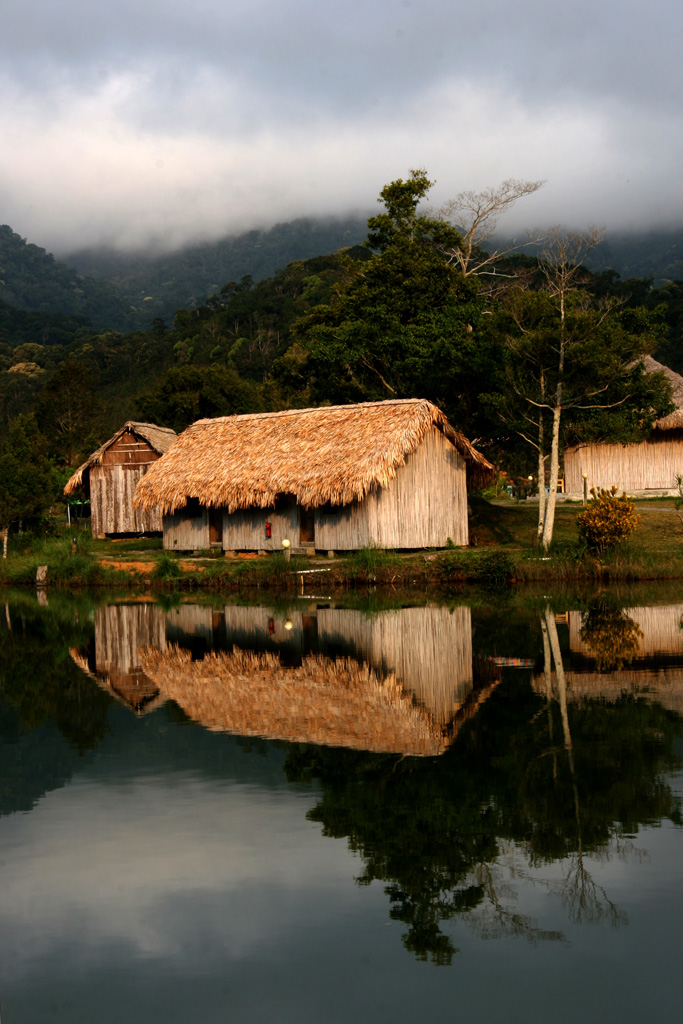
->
[2,0,681,253]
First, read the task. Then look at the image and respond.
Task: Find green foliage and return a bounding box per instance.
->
[65,216,369,329]
[474,550,515,586]
[0,415,57,537]
[0,224,132,330]
[346,546,400,578]
[577,487,640,554]
[36,358,102,465]
[284,654,682,963]
[437,548,516,587]
[136,363,263,432]
[579,599,644,671]
[365,169,462,253]
[152,553,182,579]
[289,171,492,429]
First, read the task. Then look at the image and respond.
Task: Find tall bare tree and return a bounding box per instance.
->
[536,228,603,549]
[436,178,545,279]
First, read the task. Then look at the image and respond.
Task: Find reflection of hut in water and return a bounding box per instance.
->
[534,605,683,714]
[141,604,495,755]
[71,603,166,713]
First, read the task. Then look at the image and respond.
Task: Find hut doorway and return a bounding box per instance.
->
[299,506,315,544]
[209,508,223,546]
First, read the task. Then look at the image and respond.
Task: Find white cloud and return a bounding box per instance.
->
[2,64,682,254]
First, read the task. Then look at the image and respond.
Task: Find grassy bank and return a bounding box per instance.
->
[2,498,683,592]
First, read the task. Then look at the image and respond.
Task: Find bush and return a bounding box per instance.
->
[474,550,515,586]
[152,552,182,579]
[347,546,399,579]
[576,487,639,555]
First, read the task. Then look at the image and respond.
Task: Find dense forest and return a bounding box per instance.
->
[2,174,683,543]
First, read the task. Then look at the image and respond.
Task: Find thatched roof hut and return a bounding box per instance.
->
[142,646,450,756]
[564,357,683,494]
[134,399,493,551]
[65,421,177,536]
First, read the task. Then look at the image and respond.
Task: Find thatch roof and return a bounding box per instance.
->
[643,356,683,430]
[133,399,494,514]
[64,421,177,495]
[141,644,450,756]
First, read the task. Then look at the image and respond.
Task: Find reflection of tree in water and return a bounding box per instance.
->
[578,599,643,672]
[285,614,681,964]
[0,595,111,753]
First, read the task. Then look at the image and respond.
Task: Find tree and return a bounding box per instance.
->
[288,171,493,429]
[36,358,102,466]
[0,416,57,557]
[135,364,263,433]
[436,178,545,280]
[493,229,672,549]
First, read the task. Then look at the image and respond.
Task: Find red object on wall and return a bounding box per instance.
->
[268,618,275,635]
[265,522,272,538]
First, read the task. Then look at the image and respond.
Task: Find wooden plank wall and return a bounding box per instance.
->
[163,507,210,550]
[565,437,683,492]
[222,503,299,551]
[317,605,473,725]
[95,602,167,675]
[101,431,158,467]
[91,464,162,535]
[315,426,468,549]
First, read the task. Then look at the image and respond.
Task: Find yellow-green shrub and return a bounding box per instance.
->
[576,486,639,554]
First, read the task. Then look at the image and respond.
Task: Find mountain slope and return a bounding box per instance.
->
[0,226,134,331]
[63,216,369,326]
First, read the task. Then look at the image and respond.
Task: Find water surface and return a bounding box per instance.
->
[1,590,682,1023]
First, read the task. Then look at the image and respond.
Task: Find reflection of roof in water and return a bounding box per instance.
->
[68,600,499,754]
[142,645,451,756]
[69,646,164,715]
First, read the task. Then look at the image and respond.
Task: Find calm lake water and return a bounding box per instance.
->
[1,589,682,1023]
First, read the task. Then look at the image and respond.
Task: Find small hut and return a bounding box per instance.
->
[64,421,177,537]
[564,357,683,494]
[133,399,493,552]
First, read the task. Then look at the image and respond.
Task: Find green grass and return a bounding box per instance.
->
[3,500,683,592]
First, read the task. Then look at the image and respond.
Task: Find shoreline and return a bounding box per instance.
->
[3,498,683,592]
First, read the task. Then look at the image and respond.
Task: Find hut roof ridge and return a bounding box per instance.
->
[641,356,683,430]
[133,398,493,514]
[64,420,177,495]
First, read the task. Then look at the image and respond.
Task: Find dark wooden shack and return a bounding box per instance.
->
[64,421,177,537]
[133,399,493,552]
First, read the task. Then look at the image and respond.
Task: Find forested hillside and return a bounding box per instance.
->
[63,216,369,329]
[0,226,134,331]
[2,183,683,515]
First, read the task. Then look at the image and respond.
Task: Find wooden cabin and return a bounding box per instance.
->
[564,357,683,494]
[64,421,177,537]
[68,597,499,755]
[133,399,493,552]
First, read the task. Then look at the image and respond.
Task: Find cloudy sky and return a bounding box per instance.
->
[2,0,681,253]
